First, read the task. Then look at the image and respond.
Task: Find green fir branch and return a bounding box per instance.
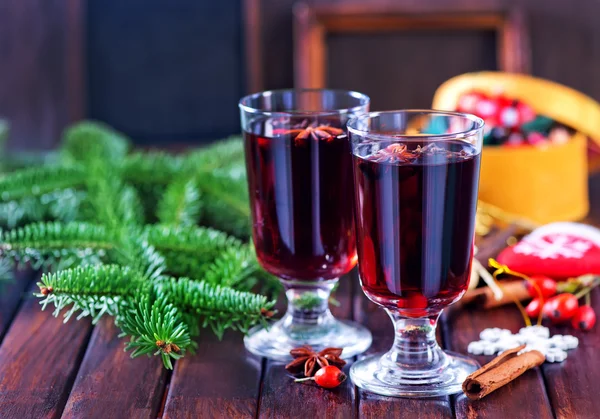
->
[201,245,262,290]
[117,294,192,370]
[36,264,151,323]
[83,161,143,227]
[122,151,184,187]
[0,165,86,202]
[0,222,116,269]
[0,189,86,228]
[61,121,131,164]
[158,276,275,340]
[142,224,242,278]
[156,176,202,227]
[0,258,13,286]
[197,171,251,238]
[184,136,245,174]
[1,121,278,371]
[109,234,166,282]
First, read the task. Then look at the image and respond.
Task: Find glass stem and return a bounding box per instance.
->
[280,279,337,341]
[381,309,447,372]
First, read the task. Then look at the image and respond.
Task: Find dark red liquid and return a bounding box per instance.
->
[353,141,480,315]
[244,118,356,281]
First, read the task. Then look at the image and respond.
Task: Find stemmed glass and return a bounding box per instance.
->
[348,110,484,397]
[239,89,373,360]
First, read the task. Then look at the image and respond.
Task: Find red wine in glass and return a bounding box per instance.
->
[244,118,357,281]
[348,110,483,397]
[353,141,481,316]
[239,88,372,361]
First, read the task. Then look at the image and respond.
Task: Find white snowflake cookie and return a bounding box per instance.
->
[479,328,512,342]
[518,325,550,339]
[545,348,568,363]
[468,325,578,364]
[467,341,489,355]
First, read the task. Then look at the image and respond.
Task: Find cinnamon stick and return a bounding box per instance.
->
[462,345,545,400]
[461,280,530,309]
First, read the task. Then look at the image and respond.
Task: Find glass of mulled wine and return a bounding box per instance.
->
[348,110,484,397]
[239,89,372,360]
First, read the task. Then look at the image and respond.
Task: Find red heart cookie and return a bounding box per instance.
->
[497,222,600,279]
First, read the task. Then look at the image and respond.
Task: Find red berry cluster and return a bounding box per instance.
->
[524,275,597,331]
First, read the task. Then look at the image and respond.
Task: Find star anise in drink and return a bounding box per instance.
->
[285,346,346,377]
[274,120,344,145]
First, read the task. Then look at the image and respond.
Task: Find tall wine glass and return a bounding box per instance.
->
[348,110,484,397]
[239,89,373,360]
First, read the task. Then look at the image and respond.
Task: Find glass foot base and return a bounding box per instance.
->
[244,318,372,361]
[350,351,480,397]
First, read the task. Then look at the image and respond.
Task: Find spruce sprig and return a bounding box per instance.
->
[156,176,202,227]
[61,121,131,164]
[0,121,273,369]
[158,276,275,339]
[0,165,85,202]
[0,189,85,228]
[197,171,250,238]
[142,224,243,278]
[36,264,150,323]
[118,294,192,370]
[0,222,116,269]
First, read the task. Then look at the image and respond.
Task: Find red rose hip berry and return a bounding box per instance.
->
[543,293,579,323]
[572,306,596,331]
[525,275,557,299]
[295,365,347,389]
[525,298,543,318]
[314,365,347,388]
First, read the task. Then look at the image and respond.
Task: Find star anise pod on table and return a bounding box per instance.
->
[285,346,346,377]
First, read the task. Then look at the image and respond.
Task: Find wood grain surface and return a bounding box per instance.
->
[0,283,93,418]
[61,318,168,419]
[0,176,598,419]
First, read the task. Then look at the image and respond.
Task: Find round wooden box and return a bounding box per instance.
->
[433,72,600,224]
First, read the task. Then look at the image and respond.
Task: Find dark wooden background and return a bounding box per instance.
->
[1,0,600,149]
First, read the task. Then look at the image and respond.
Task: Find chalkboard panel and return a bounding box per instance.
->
[87,0,245,145]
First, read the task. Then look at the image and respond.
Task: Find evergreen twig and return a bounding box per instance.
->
[156,176,202,227]
[0,165,85,202]
[0,121,274,369]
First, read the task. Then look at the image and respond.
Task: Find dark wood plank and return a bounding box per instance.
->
[61,317,168,419]
[541,288,600,418]
[0,270,35,340]
[354,290,453,419]
[163,330,261,419]
[258,273,356,419]
[444,304,553,419]
[0,284,93,418]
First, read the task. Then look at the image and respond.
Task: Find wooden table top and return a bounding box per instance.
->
[1,173,599,419]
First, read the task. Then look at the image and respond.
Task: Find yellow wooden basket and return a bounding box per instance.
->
[433,72,600,224]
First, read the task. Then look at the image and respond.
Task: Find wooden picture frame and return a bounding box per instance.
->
[293,3,531,89]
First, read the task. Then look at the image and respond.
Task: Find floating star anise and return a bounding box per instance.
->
[285,346,346,377]
[277,123,344,145]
